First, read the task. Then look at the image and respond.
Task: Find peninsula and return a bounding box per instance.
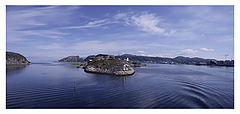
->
[6,52,31,65]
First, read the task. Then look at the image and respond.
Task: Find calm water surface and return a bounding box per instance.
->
[6,63,234,108]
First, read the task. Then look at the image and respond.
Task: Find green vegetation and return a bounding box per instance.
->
[84,54,135,76]
[88,59,125,71]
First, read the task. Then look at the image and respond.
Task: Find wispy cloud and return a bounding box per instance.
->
[7,6,80,42]
[137,51,145,54]
[200,48,214,52]
[180,49,198,55]
[114,12,174,36]
[37,43,62,50]
[61,11,175,36]
[20,30,68,39]
[60,19,114,29]
[136,50,153,56]
[131,13,165,34]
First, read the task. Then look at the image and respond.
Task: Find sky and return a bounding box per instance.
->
[6,5,234,62]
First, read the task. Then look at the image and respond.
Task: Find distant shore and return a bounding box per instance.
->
[6,52,233,67]
[58,54,234,67]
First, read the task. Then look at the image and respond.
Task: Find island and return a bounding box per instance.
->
[84,54,135,76]
[6,52,31,65]
[56,53,234,77]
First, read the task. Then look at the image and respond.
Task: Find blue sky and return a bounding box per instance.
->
[6,6,234,62]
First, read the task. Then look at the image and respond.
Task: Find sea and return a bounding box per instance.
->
[6,63,234,109]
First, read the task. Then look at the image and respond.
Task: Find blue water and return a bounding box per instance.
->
[6,63,234,109]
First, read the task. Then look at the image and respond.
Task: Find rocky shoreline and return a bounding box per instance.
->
[84,66,135,76]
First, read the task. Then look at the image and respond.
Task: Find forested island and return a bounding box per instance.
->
[84,54,135,76]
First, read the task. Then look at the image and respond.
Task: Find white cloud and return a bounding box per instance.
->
[136,50,154,56]
[137,51,145,54]
[137,50,145,56]
[131,13,165,34]
[200,48,214,52]
[61,12,174,36]
[114,12,174,36]
[22,30,67,38]
[181,49,198,55]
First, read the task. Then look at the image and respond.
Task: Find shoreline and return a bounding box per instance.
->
[6,63,31,66]
[7,61,234,68]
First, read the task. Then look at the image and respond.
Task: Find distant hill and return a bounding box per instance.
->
[116,54,172,63]
[60,54,233,67]
[58,56,84,62]
[115,54,233,67]
[172,56,216,64]
[6,52,31,65]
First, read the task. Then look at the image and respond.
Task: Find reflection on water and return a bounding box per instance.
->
[6,63,233,109]
[6,65,28,75]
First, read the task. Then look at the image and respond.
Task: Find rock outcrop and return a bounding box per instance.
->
[58,56,84,62]
[84,54,135,76]
[6,52,31,65]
